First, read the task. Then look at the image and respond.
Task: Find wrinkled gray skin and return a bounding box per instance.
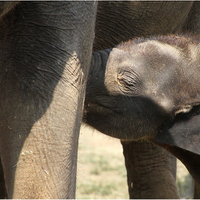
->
[85,34,200,198]
[91,1,200,199]
[0,2,97,198]
[1,1,200,199]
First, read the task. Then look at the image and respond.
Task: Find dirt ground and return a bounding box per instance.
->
[76,124,193,199]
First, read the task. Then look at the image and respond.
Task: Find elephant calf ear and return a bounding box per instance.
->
[155,105,200,183]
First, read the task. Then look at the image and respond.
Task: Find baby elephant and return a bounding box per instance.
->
[84,34,200,189]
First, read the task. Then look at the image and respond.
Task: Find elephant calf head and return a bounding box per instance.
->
[85,34,200,140]
[84,33,200,183]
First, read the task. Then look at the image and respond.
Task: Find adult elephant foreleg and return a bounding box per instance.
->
[0,2,97,198]
[121,140,179,199]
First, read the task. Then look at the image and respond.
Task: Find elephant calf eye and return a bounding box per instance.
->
[117,69,142,96]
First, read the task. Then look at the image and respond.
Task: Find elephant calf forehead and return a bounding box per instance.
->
[116,40,183,74]
[136,41,182,67]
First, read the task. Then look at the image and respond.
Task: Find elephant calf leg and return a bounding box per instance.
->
[121,140,180,199]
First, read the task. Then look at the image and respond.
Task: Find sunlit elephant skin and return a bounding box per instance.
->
[0,2,97,198]
[86,33,200,141]
[1,1,200,199]
[92,2,200,199]
[85,33,200,198]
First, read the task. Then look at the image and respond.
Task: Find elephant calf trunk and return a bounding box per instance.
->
[86,49,112,100]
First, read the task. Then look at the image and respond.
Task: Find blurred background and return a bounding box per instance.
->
[76,124,193,199]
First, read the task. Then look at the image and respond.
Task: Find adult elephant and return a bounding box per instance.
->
[0,2,97,198]
[90,1,200,199]
[0,1,200,199]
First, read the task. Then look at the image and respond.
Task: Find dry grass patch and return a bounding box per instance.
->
[77,124,193,199]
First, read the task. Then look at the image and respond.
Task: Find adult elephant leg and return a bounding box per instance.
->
[121,140,179,199]
[0,2,97,198]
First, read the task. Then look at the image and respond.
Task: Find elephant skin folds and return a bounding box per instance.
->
[0,2,97,198]
[1,1,200,199]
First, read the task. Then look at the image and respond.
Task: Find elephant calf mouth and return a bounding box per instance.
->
[85,102,121,115]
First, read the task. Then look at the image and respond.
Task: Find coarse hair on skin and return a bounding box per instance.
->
[117,32,200,56]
